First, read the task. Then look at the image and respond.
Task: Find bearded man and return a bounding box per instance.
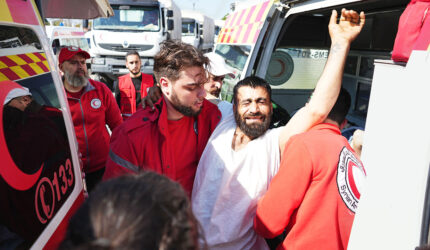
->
[191,9,365,250]
[103,40,221,196]
[59,46,122,192]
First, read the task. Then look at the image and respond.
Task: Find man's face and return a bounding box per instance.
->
[126,54,142,76]
[8,96,31,111]
[234,86,272,139]
[204,73,225,98]
[164,66,207,117]
[61,54,89,88]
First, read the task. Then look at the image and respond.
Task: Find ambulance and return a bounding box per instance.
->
[217,0,430,249]
[0,0,112,248]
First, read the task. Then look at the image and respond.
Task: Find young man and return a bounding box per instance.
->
[254,89,366,250]
[204,52,235,120]
[191,9,365,249]
[114,51,155,119]
[58,46,122,192]
[103,40,221,196]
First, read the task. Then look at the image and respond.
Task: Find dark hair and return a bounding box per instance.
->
[232,76,272,105]
[60,172,199,250]
[153,40,208,83]
[327,88,351,125]
[125,50,140,60]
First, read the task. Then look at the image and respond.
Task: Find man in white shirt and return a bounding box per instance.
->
[192,9,365,250]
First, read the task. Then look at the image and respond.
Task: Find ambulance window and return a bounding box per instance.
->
[1,25,75,246]
[265,47,328,90]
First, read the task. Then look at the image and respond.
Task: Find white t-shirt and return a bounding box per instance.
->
[192,114,281,250]
[217,100,233,122]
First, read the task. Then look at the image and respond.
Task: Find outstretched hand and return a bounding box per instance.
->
[329,9,365,44]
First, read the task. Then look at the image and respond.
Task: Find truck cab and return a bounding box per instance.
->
[87,0,181,88]
[181,10,214,52]
[0,0,112,248]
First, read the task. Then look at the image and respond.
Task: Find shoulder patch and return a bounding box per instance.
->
[336,147,366,213]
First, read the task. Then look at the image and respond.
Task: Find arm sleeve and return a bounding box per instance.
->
[254,135,313,238]
[104,84,123,131]
[103,126,140,180]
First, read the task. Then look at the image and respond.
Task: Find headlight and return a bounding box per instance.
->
[92,57,105,65]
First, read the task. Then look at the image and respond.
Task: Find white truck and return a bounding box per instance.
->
[214,19,225,44]
[181,10,214,52]
[86,0,181,89]
[216,0,430,249]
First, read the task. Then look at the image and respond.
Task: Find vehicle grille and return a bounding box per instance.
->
[98,44,154,52]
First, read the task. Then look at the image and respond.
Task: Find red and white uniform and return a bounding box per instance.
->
[103,96,221,195]
[66,79,122,173]
[254,123,366,250]
[117,73,153,118]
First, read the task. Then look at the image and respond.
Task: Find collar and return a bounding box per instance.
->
[311,123,341,135]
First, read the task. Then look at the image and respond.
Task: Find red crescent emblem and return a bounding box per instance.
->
[0,81,42,190]
[347,160,361,199]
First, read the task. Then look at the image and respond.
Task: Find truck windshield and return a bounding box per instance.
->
[93,6,160,31]
[182,19,196,36]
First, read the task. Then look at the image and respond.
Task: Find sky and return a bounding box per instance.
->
[174,0,238,20]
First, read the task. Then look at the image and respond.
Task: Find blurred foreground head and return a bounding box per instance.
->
[60,172,199,250]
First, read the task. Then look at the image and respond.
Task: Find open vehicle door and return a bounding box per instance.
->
[0,0,112,249]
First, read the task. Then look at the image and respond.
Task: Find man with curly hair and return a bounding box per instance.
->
[103,40,221,196]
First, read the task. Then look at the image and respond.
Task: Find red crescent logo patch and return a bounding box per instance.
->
[336,147,366,213]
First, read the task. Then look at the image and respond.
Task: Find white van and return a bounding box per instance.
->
[216,0,430,249]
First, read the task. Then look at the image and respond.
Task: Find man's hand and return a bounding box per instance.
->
[329,9,365,44]
[141,85,162,109]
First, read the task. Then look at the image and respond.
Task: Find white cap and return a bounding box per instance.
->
[4,87,32,105]
[205,52,235,78]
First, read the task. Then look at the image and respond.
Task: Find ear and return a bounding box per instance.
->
[159,77,170,95]
[340,119,348,130]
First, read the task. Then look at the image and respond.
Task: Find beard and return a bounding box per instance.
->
[64,69,88,88]
[234,108,272,139]
[170,91,202,117]
[209,87,221,98]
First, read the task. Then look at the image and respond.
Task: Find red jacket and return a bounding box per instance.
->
[118,73,154,118]
[254,123,366,250]
[103,96,221,194]
[67,79,122,173]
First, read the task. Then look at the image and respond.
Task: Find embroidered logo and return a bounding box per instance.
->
[67,46,79,51]
[90,98,101,109]
[336,147,366,213]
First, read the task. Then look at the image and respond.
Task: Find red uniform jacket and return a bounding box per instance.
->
[254,123,366,250]
[118,73,153,118]
[67,79,122,173]
[103,96,221,194]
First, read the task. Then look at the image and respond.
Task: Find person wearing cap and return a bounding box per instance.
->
[204,52,235,121]
[191,9,365,249]
[113,50,155,119]
[2,84,70,244]
[58,46,122,192]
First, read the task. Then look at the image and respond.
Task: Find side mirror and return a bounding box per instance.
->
[167,19,174,30]
[167,10,173,18]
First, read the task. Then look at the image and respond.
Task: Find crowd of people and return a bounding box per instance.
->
[3,8,366,250]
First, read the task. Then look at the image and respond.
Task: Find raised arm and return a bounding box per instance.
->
[278,9,365,151]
